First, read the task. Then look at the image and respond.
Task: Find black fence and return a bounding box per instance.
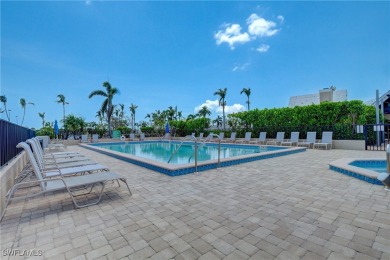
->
[364,124,390,151]
[0,119,36,168]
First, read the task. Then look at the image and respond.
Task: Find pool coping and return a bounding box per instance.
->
[329,158,385,185]
[80,141,306,176]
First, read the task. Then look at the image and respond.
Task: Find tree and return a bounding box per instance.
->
[56,94,69,127]
[96,110,104,126]
[88,81,119,138]
[213,115,223,128]
[63,114,86,136]
[129,103,138,132]
[240,87,251,111]
[118,103,125,122]
[214,88,227,130]
[20,98,34,126]
[186,114,197,120]
[198,106,211,118]
[38,112,45,128]
[177,111,183,120]
[0,95,10,121]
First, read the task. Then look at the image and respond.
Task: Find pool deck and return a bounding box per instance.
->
[1,147,389,259]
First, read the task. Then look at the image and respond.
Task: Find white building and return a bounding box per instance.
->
[289,87,348,107]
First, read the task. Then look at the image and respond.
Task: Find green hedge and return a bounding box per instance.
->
[228,100,378,139]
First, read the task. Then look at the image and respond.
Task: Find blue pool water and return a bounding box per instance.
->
[349,160,387,173]
[85,141,306,176]
[92,141,285,164]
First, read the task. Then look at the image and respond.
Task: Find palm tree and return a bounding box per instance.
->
[186,114,196,120]
[129,103,138,132]
[88,81,119,138]
[38,112,45,128]
[95,110,104,126]
[20,98,34,126]
[240,87,251,111]
[0,95,10,121]
[214,88,227,130]
[118,103,125,122]
[166,106,177,121]
[56,94,69,128]
[177,111,183,121]
[213,115,223,128]
[198,106,211,118]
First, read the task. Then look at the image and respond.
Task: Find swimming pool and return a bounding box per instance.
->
[92,142,284,164]
[82,141,306,176]
[329,159,386,185]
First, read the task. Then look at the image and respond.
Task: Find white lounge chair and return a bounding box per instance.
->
[92,134,99,143]
[236,132,252,143]
[26,139,97,169]
[212,132,224,142]
[81,134,89,143]
[19,142,109,177]
[1,143,132,221]
[28,139,89,162]
[313,131,333,150]
[249,132,267,145]
[129,133,135,141]
[197,133,204,141]
[140,133,145,141]
[297,132,317,148]
[200,132,213,142]
[221,132,236,143]
[266,132,285,145]
[31,137,84,159]
[281,132,299,146]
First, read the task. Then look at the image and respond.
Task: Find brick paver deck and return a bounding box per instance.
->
[1,146,389,259]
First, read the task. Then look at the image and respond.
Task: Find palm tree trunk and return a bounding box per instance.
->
[21,108,26,126]
[222,106,226,130]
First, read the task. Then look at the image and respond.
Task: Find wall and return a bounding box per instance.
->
[332,140,366,150]
[0,151,27,220]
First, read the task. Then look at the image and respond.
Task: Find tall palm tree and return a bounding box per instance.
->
[240,87,251,111]
[129,103,138,131]
[0,95,10,121]
[186,114,196,121]
[214,88,227,130]
[213,115,223,128]
[198,106,211,118]
[38,112,45,128]
[56,94,69,127]
[95,110,104,126]
[118,103,125,122]
[177,111,183,121]
[88,81,119,138]
[20,98,34,126]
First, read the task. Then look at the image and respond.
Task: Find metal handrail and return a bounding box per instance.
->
[167,134,221,173]
[167,135,198,173]
[167,140,184,163]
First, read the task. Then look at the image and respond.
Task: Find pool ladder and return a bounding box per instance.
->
[167,134,221,173]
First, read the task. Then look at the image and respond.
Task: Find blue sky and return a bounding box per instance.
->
[1,1,389,129]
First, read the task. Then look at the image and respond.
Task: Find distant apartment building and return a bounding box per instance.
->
[289,87,348,107]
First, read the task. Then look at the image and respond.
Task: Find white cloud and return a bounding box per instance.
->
[232,62,250,72]
[217,103,246,114]
[194,100,220,113]
[195,100,245,115]
[85,0,92,5]
[256,44,270,53]
[277,15,284,24]
[215,13,281,51]
[247,14,279,37]
[214,23,251,50]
